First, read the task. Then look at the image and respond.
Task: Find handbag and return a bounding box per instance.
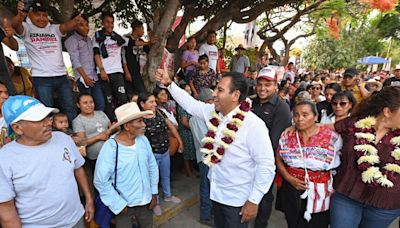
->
[156,109,179,156]
[94,139,119,228]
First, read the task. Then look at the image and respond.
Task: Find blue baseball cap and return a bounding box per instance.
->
[3,96,59,134]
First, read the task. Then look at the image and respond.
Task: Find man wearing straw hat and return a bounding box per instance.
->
[94,102,159,228]
[0,95,94,227]
[231,44,250,75]
[383,64,400,87]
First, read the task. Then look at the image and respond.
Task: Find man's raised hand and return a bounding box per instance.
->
[155,69,172,87]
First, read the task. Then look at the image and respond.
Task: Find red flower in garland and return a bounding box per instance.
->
[206,130,216,138]
[217,147,225,155]
[204,143,214,150]
[239,100,251,112]
[210,118,219,126]
[211,155,220,163]
[222,137,234,144]
[227,123,239,132]
[233,114,245,121]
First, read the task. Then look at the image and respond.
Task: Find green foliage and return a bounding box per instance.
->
[302,27,385,70]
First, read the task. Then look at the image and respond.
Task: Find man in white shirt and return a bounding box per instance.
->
[199,30,219,74]
[93,12,129,120]
[12,0,83,123]
[156,69,275,228]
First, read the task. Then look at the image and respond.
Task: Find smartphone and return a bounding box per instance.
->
[23,0,34,12]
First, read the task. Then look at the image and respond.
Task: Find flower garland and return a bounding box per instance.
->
[200,99,252,166]
[354,116,400,188]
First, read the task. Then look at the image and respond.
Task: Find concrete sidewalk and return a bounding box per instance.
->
[154,173,399,228]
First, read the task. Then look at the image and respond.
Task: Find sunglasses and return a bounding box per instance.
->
[343,75,354,79]
[332,101,349,107]
[312,87,321,90]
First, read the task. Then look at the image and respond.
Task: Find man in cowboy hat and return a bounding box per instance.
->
[94,102,159,228]
[383,64,400,87]
[231,44,250,75]
[0,95,94,227]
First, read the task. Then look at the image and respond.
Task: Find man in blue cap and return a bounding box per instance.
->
[0,96,94,227]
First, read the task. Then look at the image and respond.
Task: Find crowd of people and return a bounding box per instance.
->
[0,1,400,228]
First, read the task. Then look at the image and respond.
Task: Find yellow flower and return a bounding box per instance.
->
[390,136,400,146]
[213,151,222,160]
[355,116,376,129]
[237,110,247,116]
[218,140,229,149]
[354,144,378,155]
[384,163,400,174]
[201,137,215,144]
[212,112,222,122]
[207,123,218,132]
[222,129,237,139]
[378,175,394,188]
[361,167,382,184]
[391,148,400,160]
[357,155,380,165]
[203,155,212,167]
[355,132,375,142]
[231,118,243,127]
[200,148,214,155]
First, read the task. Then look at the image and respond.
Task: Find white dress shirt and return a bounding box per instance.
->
[168,83,276,207]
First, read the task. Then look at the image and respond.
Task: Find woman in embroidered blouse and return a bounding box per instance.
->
[276,100,342,228]
[137,92,183,216]
[331,86,400,228]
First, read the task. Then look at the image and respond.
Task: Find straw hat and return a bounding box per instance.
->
[109,102,153,131]
[366,78,383,91]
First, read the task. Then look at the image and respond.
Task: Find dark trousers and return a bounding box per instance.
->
[100,73,127,120]
[213,201,249,228]
[254,187,274,228]
[115,204,153,228]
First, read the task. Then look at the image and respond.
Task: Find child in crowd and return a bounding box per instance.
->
[189,54,217,98]
[53,112,86,156]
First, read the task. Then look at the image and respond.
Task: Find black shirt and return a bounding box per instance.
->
[124,36,150,93]
[317,100,333,122]
[144,111,169,154]
[383,77,400,87]
[0,28,5,42]
[251,94,292,150]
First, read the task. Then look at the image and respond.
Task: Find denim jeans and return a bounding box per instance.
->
[32,76,76,122]
[330,192,400,228]
[153,152,171,198]
[77,81,105,111]
[199,162,212,221]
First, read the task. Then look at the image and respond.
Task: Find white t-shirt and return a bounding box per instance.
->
[93,36,129,74]
[0,132,85,227]
[199,43,218,72]
[19,22,66,77]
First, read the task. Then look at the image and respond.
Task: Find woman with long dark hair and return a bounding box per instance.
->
[331,86,400,227]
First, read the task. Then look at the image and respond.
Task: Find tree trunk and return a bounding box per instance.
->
[267,42,280,63]
[144,0,181,91]
[222,23,229,49]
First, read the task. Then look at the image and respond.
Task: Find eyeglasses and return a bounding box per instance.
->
[332,101,349,107]
[312,87,321,90]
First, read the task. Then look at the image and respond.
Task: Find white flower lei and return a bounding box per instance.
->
[354,116,400,188]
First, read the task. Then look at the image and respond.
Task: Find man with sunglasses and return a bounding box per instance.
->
[340,68,370,103]
[0,96,94,227]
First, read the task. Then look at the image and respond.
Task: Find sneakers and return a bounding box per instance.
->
[164,195,181,204]
[153,205,162,216]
